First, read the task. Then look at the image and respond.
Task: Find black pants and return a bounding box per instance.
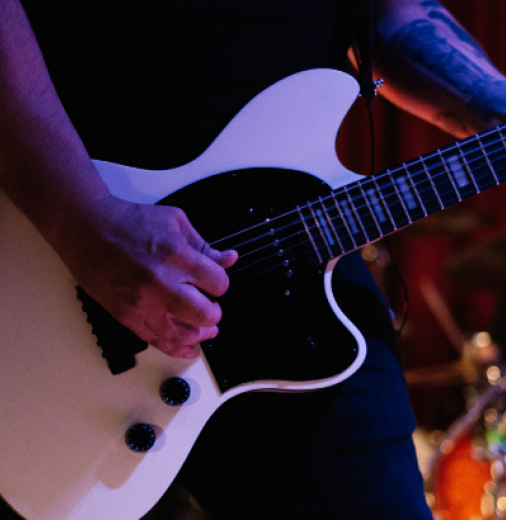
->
[176,253,433,519]
[0,254,432,520]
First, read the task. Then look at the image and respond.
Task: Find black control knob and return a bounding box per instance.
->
[160,377,191,406]
[125,423,156,452]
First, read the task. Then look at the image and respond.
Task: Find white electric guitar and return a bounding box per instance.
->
[1,69,504,520]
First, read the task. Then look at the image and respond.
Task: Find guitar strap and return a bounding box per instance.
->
[333,1,403,361]
[354,0,376,107]
[354,0,375,107]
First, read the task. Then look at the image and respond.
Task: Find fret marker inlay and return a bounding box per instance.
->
[366,188,387,223]
[395,176,418,210]
[315,209,336,246]
[340,200,360,234]
[446,154,469,188]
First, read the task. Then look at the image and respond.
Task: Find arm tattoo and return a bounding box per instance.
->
[426,11,492,64]
[386,1,506,125]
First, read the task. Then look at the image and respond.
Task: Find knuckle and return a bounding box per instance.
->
[173,321,200,343]
[165,242,185,261]
[167,206,187,223]
[152,340,197,359]
[197,240,212,256]
[163,239,191,267]
[195,304,221,327]
[165,290,186,314]
[109,291,143,321]
[156,319,206,346]
[215,274,230,296]
[171,329,200,347]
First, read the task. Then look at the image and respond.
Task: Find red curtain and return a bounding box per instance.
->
[338,0,506,427]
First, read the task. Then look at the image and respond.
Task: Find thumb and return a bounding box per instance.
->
[207,248,238,269]
[173,207,238,268]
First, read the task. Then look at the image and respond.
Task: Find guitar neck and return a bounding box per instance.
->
[219,123,506,299]
[301,123,506,259]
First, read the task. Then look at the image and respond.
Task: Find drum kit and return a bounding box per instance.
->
[395,207,506,520]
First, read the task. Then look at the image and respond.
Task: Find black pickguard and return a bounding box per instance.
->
[158,167,360,392]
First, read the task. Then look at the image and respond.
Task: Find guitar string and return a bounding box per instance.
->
[226,184,506,295]
[228,153,502,265]
[212,126,506,255]
[224,157,506,294]
[224,146,506,285]
[221,135,506,272]
[221,145,506,287]
[211,123,506,247]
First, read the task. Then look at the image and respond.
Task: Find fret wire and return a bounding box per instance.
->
[387,169,412,224]
[437,150,461,201]
[332,193,361,245]
[475,134,499,184]
[229,132,502,282]
[333,139,502,217]
[324,137,506,229]
[220,130,506,254]
[333,192,363,242]
[372,177,397,229]
[454,142,480,193]
[215,129,506,281]
[318,196,344,254]
[403,163,427,217]
[227,162,506,285]
[358,181,383,236]
[496,126,506,152]
[344,187,369,241]
[235,145,495,256]
[419,156,445,209]
[331,193,357,249]
[311,152,493,235]
[296,205,322,263]
[271,140,506,250]
[360,131,506,204]
[307,200,333,259]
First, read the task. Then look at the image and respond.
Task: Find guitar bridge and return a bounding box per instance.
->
[76,286,148,375]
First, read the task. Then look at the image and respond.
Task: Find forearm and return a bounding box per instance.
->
[372,0,506,138]
[0,0,111,254]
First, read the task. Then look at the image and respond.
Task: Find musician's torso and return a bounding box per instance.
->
[20,0,359,168]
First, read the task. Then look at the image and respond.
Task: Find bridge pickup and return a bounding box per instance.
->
[76,286,148,375]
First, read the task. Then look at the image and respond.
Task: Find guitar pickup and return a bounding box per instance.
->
[76,286,148,375]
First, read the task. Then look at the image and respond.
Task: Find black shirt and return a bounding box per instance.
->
[21,0,358,168]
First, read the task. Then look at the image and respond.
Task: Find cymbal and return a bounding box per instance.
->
[404,360,476,387]
[444,237,506,292]
[401,207,492,236]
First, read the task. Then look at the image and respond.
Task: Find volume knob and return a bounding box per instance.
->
[125,423,156,452]
[160,377,191,406]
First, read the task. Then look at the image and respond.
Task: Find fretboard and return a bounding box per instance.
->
[299,123,506,259]
[218,123,506,299]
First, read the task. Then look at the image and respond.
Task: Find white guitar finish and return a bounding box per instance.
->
[0,69,366,520]
[95,68,362,202]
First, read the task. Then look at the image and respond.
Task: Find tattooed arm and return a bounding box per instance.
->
[373,0,506,137]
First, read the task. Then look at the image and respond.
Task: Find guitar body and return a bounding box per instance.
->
[0,69,367,520]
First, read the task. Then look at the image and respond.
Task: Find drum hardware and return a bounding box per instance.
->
[425,374,506,520]
[445,237,506,295]
[399,206,492,237]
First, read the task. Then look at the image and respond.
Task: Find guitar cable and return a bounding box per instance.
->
[355,0,409,337]
[365,102,409,337]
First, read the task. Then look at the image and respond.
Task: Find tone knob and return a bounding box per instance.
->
[160,377,191,406]
[125,423,156,452]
